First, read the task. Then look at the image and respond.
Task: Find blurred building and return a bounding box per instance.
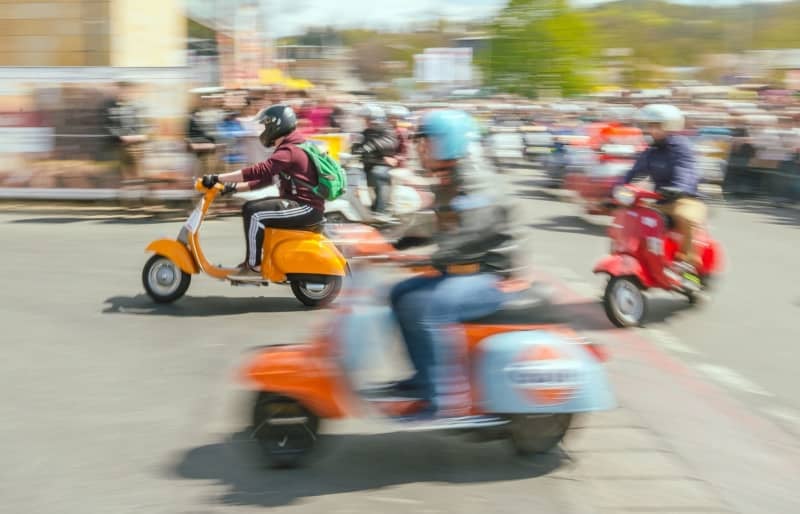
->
[0,0,186,67]
[275,45,361,91]
[0,1,192,193]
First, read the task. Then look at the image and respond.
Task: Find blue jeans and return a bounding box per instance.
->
[390,273,506,414]
[367,165,392,213]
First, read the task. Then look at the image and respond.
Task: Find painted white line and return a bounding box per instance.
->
[643,328,700,356]
[695,363,774,397]
[762,405,800,427]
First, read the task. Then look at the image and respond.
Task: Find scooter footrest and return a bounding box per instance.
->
[401,415,510,432]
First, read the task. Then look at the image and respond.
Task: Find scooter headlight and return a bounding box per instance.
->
[613,186,636,206]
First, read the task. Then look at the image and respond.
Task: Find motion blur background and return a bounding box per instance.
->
[2,2,800,514]
[0,0,798,200]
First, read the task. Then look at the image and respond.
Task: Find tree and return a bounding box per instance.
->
[477,0,596,98]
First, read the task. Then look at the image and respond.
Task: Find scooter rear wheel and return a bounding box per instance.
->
[251,393,320,469]
[142,254,191,304]
[291,277,342,307]
[509,413,572,456]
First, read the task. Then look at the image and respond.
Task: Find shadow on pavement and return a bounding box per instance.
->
[514,188,566,203]
[102,294,308,316]
[172,429,565,508]
[554,297,694,331]
[529,215,607,237]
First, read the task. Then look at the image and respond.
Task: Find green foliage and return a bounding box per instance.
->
[476,0,597,98]
[587,0,800,67]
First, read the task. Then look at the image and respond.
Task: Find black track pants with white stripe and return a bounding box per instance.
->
[241,198,323,268]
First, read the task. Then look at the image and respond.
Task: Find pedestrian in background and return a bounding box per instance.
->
[102,81,147,185]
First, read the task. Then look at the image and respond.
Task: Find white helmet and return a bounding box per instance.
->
[387,105,410,120]
[359,104,386,121]
[635,104,685,132]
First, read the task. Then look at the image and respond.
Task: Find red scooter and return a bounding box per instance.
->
[593,185,723,327]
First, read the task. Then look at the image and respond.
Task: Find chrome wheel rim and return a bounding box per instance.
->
[299,282,333,300]
[147,258,181,297]
[611,279,644,325]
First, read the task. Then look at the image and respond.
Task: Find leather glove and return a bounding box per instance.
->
[221,183,238,196]
[201,174,219,188]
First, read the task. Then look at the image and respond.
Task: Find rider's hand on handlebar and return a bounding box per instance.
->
[221,183,238,196]
[201,174,219,189]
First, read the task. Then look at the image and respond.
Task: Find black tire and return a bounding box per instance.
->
[251,393,320,469]
[142,254,191,304]
[290,276,342,307]
[603,276,646,328]
[509,414,572,456]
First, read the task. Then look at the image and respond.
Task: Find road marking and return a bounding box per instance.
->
[642,328,699,355]
[762,405,800,427]
[695,363,774,397]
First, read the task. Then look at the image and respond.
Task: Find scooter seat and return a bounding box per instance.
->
[296,222,324,233]
[465,285,565,325]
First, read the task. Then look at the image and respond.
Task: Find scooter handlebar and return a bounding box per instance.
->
[194,178,225,193]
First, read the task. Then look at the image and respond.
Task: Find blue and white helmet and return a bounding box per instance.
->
[416,109,477,161]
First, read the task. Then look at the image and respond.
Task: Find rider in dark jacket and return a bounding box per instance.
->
[351,105,397,213]
[388,110,517,421]
[623,104,705,274]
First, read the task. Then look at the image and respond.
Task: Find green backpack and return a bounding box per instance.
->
[283,141,346,201]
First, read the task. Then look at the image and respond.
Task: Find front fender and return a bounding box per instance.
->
[241,344,349,418]
[593,254,650,287]
[146,239,198,274]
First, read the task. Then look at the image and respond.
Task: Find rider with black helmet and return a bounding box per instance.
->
[202,104,324,280]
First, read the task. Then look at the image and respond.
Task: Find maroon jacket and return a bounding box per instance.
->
[394,126,410,167]
[240,131,323,211]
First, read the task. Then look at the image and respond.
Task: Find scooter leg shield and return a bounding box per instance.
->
[146,239,199,274]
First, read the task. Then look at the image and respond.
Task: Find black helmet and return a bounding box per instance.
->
[254,104,297,147]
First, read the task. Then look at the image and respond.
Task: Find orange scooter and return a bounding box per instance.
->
[142,179,347,307]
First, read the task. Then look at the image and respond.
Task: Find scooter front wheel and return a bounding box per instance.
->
[142,254,191,303]
[252,393,320,469]
[291,277,342,308]
[603,276,646,328]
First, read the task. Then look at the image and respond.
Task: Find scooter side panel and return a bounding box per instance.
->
[476,331,615,414]
[268,231,347,281]
[146,239,198,274]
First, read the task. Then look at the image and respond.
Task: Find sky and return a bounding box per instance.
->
[189,0,791,38]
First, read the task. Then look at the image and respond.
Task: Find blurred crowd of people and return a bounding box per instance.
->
[94,83,800,205]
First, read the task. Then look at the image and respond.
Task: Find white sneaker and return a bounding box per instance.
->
[228,266,264,282]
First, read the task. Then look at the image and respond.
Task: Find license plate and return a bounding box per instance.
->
[184,206,203,232]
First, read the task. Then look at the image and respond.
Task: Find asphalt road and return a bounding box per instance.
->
[1,169,799,514]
